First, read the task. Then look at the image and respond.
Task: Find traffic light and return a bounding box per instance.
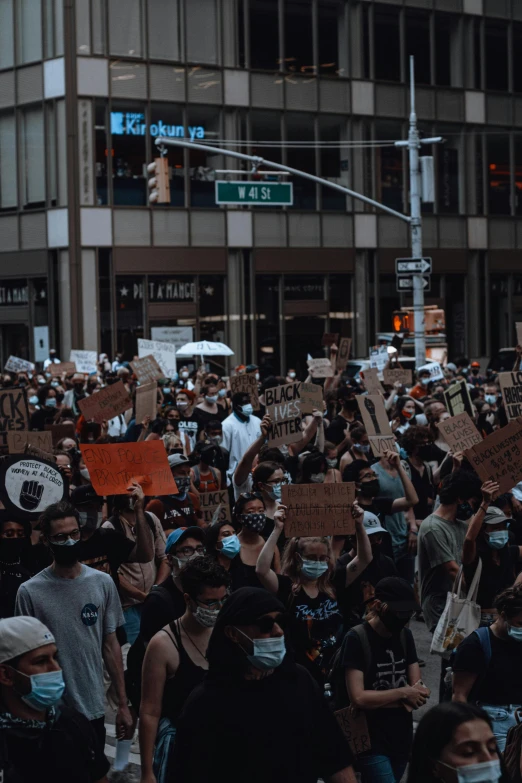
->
[147,157,170,204]
[392,311,411,333]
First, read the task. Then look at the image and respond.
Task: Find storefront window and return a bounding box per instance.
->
[187,106,221,207]
[490,276,509,354]
[256,275,281,374]
[148,276,196,302]
[284,274,324,300]
[32,279,48,328]
[150,104,185,206]
[328,274,353,340]
[95,101,109,205]
[116,275,144,358]
[286,113,316,210]
[487,134,511,215]
[285,316,326,377]
[111,102,147,206]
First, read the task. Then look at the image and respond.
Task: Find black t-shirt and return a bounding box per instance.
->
[335,550,399,627]
[178,408,207,448]
[326,413,361,445]
[463,545,519,609]
[453,627,522,704]
[79,527,134,584]
[150,493,199,529]
[0,705,109,783]
[140,576,186,642]
[341,622,418,759]
[406,460,435,520]
[0,562,32,618]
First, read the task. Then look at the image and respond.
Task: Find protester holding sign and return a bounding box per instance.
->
[221,391,262,484]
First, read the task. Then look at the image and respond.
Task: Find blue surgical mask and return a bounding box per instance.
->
[301,559,329,579]
[421,377,430,386]
[29,395,39,405]
[241,403,253,417]
[310,472,325,483]
[357,444,370,454]
[326,458,337,469]
[485,394,497,405]
[236,628,286,671]
[15,669,66,710]
[46,398,57,408]
[438,759,502,783]
[508,624,522,642]
[487,530,509,549]
[205,395,218,403]
[266,482,282,501]
[218,388,227,398]
[220,534,240,559]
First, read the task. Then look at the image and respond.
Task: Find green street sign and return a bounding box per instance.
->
[215,180,293,206]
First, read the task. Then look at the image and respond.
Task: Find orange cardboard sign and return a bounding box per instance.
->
[80,442,178,496]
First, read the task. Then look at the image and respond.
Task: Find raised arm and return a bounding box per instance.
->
[127,482,154,563]
[343,503,373,587]
[385,451,419,511]
[288,408,322,456]
[255,505,285,593]
[233,414,270,487]
[462,481,499,565]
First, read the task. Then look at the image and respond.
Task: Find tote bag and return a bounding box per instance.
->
[430,559,482,656]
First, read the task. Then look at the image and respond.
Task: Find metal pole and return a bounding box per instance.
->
[408,56,426,366]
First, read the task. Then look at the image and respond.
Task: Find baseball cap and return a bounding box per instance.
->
[70,484,100,506]
[168,453,190,469]
[0,617,55,663]
[165,526,205,554]
[446,363,457,373]
[471,361,480,368]
[374,577,420,613]
[363,511,387,536]
[483,506,510,526]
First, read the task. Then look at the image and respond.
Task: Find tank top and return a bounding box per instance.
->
[160,619,207,723]
[192,464,220,492]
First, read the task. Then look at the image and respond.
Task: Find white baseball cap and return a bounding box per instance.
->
[0,617,55,663]
[363,511,387,536]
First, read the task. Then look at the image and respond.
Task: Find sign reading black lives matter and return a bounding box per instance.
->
[499,372,522,421]
[0,387,29,452]
[0,456,68,519]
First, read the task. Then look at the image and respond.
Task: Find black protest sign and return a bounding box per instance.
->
[0,455,68,520]
[265,382,302,447]
[499,372,522,421]
[444,380,473,417]
[0,388,29,452]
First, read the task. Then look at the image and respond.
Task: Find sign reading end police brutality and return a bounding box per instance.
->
[80,442,178,496]
[464,419,522,494]
[265,383,302,447]
[281,483,356,537]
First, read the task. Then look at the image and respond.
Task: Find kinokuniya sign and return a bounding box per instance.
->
[110,112,206,140]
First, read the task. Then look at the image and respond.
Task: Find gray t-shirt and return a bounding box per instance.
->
[15,564,124,720]
[417,512,467,632]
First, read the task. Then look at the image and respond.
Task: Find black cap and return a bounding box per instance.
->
[374,577,420,613]
[70,484,101,507]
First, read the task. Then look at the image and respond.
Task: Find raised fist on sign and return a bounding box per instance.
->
[19,480,44,511]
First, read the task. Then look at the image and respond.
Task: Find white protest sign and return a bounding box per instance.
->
[70,350,98,374]
[5,356,35,373]
[33,326,49,363]
[369,346,388,371]
[138,338,177,378]
[0,456,67,519]
[417,362,444,383]
[150,326,193,351]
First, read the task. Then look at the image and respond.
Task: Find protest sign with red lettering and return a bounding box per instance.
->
[281,482,355,537]
[80,442,177,496]
[464,419,522,493]
[436,412,482,453]
[78,380,132,424]
[499,372,522,421]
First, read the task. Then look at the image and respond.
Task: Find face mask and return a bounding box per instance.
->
[0,537,26,562]
[255,373,260,381]
[344,399,358,412]
[402,408,414,420]
[265,482,282,501]
[78,511,103,531]
[380,609,410,634]
[50,381,59,388]
[300,559,329,579]
[238,512,266,533]
[507,623,522,642]
[457,502,474,520]
[46,398,57,408]
[29,395,39,405]
[437,759,502,783]
[241,403,253,417]
[310,472,326,483]
[487,530,509,549]
[175,476,191,494]
[15,669,66,710]
[288,372,296,379]
[326,458,337,469]
[209,435,223,446]
[49,538,82,565]
[236,628,286,671]
[485,394,497,405]
[357,444,371,454]
[73,383,84,393]
[181,372,189,379]
[177,401,189,410]
[418,444,433,460]
[205,395,218,404]
[220,534,241,559]
[200,448,217,466]
[80,467,90,480]
[193,605,220,628]
[421,377,430,386]
[218,388,227,398]
[362,479,380,497]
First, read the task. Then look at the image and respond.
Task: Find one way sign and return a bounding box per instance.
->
[396,276,431,292]
[395,257,432,275]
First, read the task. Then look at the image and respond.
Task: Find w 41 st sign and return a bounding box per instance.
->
[215,181,293,206]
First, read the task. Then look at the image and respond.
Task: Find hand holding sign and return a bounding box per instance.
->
[20,480,44,511]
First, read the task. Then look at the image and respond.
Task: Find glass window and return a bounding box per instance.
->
[329,274,353,342]
[111,103,147,206]
[250,0,279,71]
[147,0,180,60]
[374,5,400,82]
[286,112,316,210]
[187,106,221,207]
[405,10,431,86]
[284,274,324,300]
[318,0,342,78]
[108,0,142,57]
[284,0,313,75]
[514,24,522,94]
[514,135,522,215]
[256,275,281,373]
[437,146,459,214]
[116,275,144,359]
[16,0,42,63]
[99,249,113,357]
[375,122,403,213]
[0,113,17,209]
[44,0,64,58]
[473,18,482,90]
[199,276,226,348]
[251,110,282,165]
[186,0,217,64]
[285,315,326,376]
[150,104,185,206]
[21,107,45,208]
[92,0,106,54]
[485,21,508,91]
[435,14,451,87]
[95,101,109,205]
[319,115,347,211]
[0,0,14,69]
[490,275,509,354]
[46,104,56,206]
[487,134,511,215]
[32,278,48,328]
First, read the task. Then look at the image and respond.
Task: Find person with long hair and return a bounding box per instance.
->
[407,702,504,783]
[256,502,371,684]
[391,396,418,435]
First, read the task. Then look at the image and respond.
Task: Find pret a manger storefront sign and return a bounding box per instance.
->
[110,112,206,140]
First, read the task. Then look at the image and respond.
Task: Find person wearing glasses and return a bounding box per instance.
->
[139,557,230,783]
[169,586,356,783]
[14,501,131,754]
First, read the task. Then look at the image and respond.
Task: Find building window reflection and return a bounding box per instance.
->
[111,103,147,206]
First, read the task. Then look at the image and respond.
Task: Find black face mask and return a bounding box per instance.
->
[49,540,82,565]
[418,444,434,461]
[361,479,380,497]
[0,537,26,563]
[200,447,217,466]
[380,609,411,634]
[457,502,474,520]
[344,399,358,412]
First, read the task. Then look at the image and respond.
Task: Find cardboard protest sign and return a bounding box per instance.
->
[77,380,132,424]
[383,368,413,387]
[437,412,482,453]
[130,355,163,384]
[265,383,302,447]
[7,430,53,455]
[80,442,178,496]
[69,350,97,374]
[5,356,35,373]
[281,482,355,537]
[335,708,371,756]
[49,362,76,377]
[337,337,352,372]
[135,381,158,422]
[199,490,232,527]
[368,436,397,458]
[322,333,339,347]
[499,372,522,421]
[45,422,76,445]
[517,323,522,347]
[357,395,392,437]
[138,338,177,378]
[444,380,473,418]
[369,346,388,371]
[230,371,260,411]
[360,369,382,395]
[464,419,522,493]
[0,387,29,452]
[417,361,444,382]
[307,358,334,378]
[299,382,323,415]
[0,456,68,519]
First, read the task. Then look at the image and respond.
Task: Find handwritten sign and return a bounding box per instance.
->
[265,383,302,447]
[130,355,164,384]
[464,419,522,493]
[383,368,412,386]
[0,456,67,520]
[138,338,176,379]
[307,358,334,378]
[299,382,323,415]
[45,422,76,445]
[230,372,260,411]
[337,337,352,373]
[368,436,397,458]
[517,323,522,347]
[357,394,392,437]
[199,490,232,526]
[7,430,53,454]
[499,372,522,421]
[5,356,35,373]
[0,388,29,452]
[135,381,158,422]
[49,362,76,377]
[281,482,355,537]
[444,380,473,418]
[70,350,97,374]
[78,381,132,424]
[335,707,371,756]
[80,442,178,496]
[361,369,382,395]
[369,346,388,371]
[322,333,339,347]
[417,361,444,383]
[437,412,482,453]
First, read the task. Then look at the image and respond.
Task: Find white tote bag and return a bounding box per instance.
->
[430,559,482,657]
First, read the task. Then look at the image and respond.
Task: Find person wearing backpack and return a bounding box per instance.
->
[341,577,430,783]
[452,583,522,752]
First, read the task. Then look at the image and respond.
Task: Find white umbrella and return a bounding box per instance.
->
[175,340,235,358]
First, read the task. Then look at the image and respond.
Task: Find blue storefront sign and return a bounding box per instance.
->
[110,112,205,140]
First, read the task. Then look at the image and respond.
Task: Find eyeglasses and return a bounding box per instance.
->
[265,477,288,486]
[299,553,329,563]
[48,529,81,544]
[253,613,288,633]
[176,545,205,558]
[196,592,229,610]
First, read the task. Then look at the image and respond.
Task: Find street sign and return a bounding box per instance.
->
[215,180,293,206]
[396,276,431,292]
[395,257,432,275]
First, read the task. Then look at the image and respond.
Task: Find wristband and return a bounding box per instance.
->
[409,530,418,536]
[479,504,488,513]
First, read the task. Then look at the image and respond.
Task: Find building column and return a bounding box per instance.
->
[467,252,480,358]
[58,250,72,358]
[227,250,245,367]
[354,250,369,357]
[81,249,99,351]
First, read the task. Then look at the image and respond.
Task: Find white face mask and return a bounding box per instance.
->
[436,759,501,783]
[80,467,90,480]
[288,372,296,379]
